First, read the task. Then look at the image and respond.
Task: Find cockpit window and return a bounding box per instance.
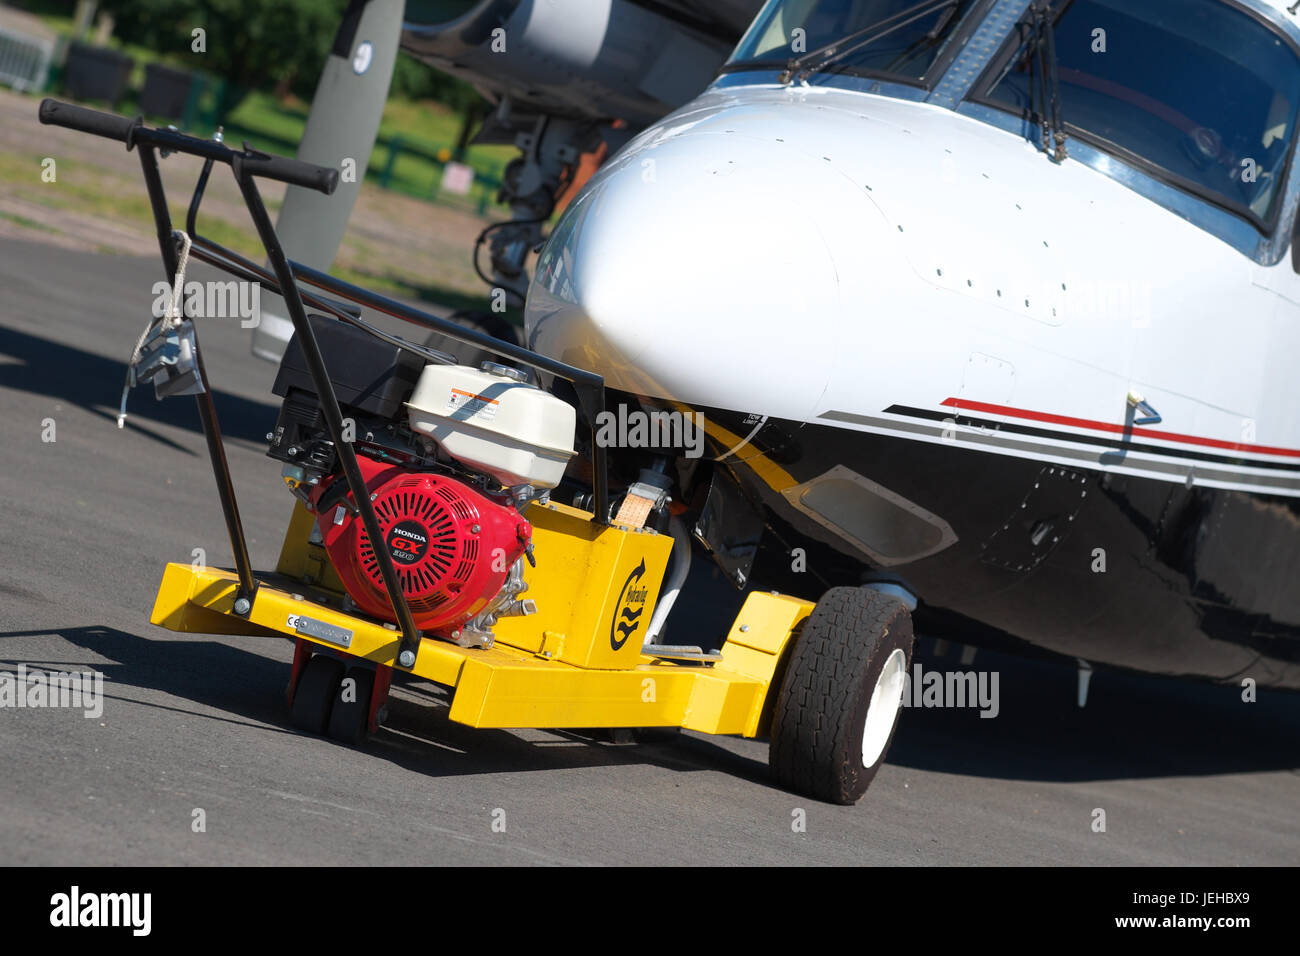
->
[726,0,981,84]
[979,0,1300,230]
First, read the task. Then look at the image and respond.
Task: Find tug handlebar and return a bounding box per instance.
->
[38,98,339,195]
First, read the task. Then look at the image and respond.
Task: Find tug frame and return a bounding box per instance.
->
[38,99,816,757]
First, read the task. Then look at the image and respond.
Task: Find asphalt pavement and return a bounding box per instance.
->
[1,237,1297,865]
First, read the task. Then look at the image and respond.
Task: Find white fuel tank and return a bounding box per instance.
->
[406,362,576,489]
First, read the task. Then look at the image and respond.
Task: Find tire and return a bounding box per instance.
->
[290,654,345,735]
[769,587,914,805]
[327,665,374,746]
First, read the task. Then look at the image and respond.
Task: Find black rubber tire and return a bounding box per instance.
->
[768,587,914,805]
[290,654,345,735]
[326,665,374,746]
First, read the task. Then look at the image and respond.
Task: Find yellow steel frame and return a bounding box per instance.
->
[151,500,814,737]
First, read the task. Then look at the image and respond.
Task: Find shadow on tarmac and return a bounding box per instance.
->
[1,624,1297,792]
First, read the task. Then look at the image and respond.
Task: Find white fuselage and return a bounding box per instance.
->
[526,81,1300,497]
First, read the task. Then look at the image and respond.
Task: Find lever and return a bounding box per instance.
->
[1127,390,1162,426]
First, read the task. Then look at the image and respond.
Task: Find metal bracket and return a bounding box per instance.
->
[130,318,205,399]
[641,644,723,664]
[1127,390,1162,426]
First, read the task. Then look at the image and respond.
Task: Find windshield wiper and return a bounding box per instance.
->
[886,1,963,73]
[779,0,962,85]
[1026,0,1068,161]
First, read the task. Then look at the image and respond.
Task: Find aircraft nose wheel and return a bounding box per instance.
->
[768,587,914,805]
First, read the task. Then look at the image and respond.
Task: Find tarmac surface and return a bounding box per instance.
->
[1,237,1297,865]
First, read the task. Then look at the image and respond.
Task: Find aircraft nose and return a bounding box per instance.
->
[525,130,879,407]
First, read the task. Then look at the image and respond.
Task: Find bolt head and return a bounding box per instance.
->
[398,650,416,668]
[233,597,251,615]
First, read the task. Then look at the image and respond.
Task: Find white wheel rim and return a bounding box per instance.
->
[861,647,908,768]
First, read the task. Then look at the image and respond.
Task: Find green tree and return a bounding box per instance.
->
[99,0,486,121]
[101,0,343,119]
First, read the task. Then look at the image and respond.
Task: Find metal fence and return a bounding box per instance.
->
[0,26,54,93]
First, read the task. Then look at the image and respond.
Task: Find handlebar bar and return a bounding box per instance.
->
[39,98,139,142]
[38,98,339,195]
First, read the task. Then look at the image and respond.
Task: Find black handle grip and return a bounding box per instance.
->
[38,98,339,196]
[39,98,139,143]
[234,151,339,195]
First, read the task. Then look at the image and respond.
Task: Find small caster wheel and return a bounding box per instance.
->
[291,654,344,734]
[327,665,374,746]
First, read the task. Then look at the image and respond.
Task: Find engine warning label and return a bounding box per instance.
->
[387,521,429,564]
[447,387,499,421]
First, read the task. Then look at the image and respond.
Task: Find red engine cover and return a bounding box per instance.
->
[311,457,530,633]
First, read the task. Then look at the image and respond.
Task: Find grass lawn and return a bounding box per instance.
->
[25,6,516,212]
[223,92,515,213]
[8,6,523,316]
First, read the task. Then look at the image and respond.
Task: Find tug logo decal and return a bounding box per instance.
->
[610,559,648,650]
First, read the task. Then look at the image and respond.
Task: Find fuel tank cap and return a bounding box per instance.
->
[480,361,530,383]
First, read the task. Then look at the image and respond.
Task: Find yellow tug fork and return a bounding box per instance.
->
[152,499,813,739]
